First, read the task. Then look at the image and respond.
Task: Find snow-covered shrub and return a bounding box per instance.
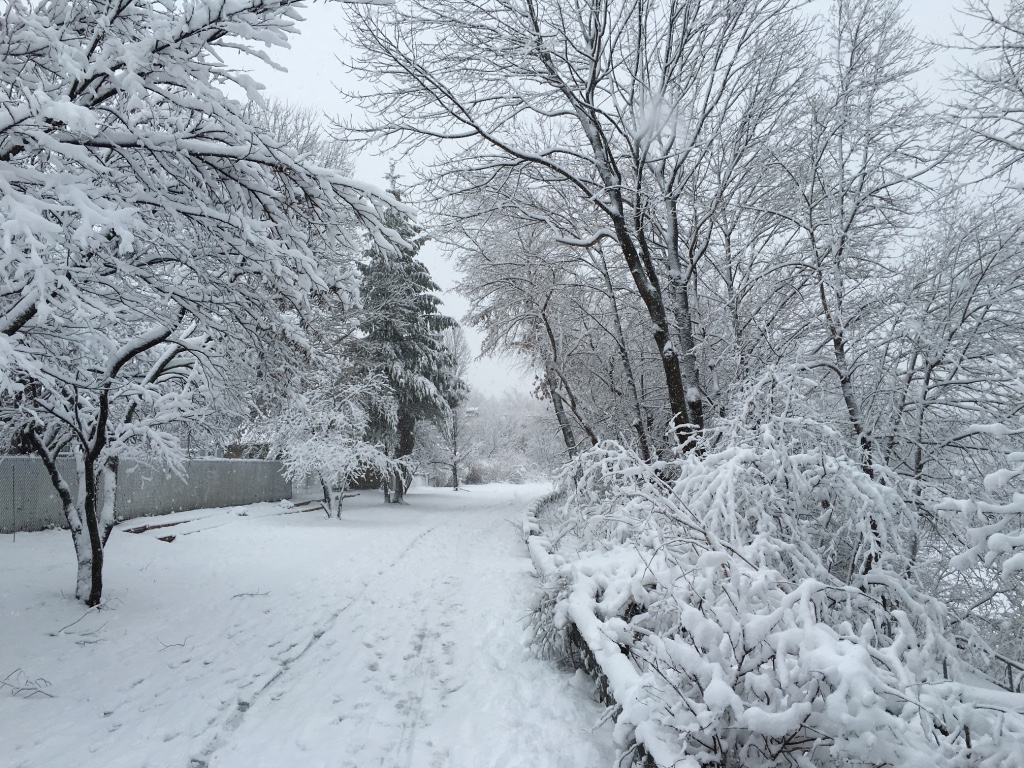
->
[266,378,393,517]
[528,566,574,661]
[536,435,1024,767]
[939,439,1024,676]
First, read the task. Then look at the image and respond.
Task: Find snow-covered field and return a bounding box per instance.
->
[0,484,614,768]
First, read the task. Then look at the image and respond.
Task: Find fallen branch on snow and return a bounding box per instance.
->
[2,669,53,698]
[158,635,192,651]
[50,600,112,636]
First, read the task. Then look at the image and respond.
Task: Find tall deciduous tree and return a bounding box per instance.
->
[428,326,472,490]
[346,0,807,447]
[770,0,937,476]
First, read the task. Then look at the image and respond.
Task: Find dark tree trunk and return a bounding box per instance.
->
[627,259,694,447]
[320,476,344,518]
[665,200,706,443]
[817,271,876,473]
[674,283,705,440]
[605,196,694,447]
[546,377,578,457]
[82,457,105,606]
[396,408,417,459]
[390,465,406,504]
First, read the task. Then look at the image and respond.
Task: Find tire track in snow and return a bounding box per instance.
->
[189,523,441,768]
[384,622,435,768]
[196,485,615,768]
[381,576,463,768]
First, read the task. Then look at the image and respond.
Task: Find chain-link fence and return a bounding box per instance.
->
[0,457,291,533]
[292,473,329,502]
[0,456,77,533]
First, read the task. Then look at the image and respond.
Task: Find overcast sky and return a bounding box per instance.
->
[244,0,967,397]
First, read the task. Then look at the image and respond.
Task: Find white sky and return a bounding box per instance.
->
[243,0,967,397]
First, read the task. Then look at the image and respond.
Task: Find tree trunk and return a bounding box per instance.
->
[71,527,92,603]
[820,283,876,474]
[597,247,652,461]
[673,282,705,437]
[391,406,418,503]
[390,465,405,504]
[664,200,706,441]
[603,208,693,447]
[547,378,578,458]
[396,408,417,459]
[80,455,106,606]
[450,412,461,490]
[320,476,342,518]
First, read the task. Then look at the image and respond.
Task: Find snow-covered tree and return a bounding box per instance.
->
[268,376,392,517]
[347,0,810,447]
[767,0,938,475]
[416,326,471,489]
[0,0,400,606]
[356,179,465,502]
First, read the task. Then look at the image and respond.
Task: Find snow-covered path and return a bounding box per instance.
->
[0,484,614,768]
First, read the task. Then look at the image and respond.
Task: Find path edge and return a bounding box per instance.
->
[522,493,669,768]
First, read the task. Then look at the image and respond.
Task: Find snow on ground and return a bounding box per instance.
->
[0,484,614,768]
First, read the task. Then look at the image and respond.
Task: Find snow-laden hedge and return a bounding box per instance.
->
[528,440,1024,767]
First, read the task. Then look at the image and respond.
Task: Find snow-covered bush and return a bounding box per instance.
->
[534,433,1024,767]
[266,377,393,517]
[939,431,1024,673]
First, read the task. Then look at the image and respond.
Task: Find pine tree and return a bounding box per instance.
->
[357,180,466,501]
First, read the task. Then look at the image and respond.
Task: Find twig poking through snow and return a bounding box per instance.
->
[50,601,110,636]
[158,636,192,651]
[231,590,269,599]
[74,621,108,641]
[2,669,53,698]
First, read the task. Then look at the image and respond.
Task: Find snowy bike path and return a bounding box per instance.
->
[0,484,614,768]
[205,485,613,768]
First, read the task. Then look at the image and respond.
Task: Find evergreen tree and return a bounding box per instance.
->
[357,180,466,501]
